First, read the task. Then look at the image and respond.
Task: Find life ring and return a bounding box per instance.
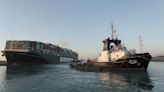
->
[128,60,137,64]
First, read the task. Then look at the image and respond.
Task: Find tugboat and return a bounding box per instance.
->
[70,23,152,71]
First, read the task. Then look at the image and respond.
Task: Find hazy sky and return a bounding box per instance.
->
[0,0,164,60]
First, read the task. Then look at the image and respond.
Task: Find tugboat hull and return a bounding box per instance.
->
[70,53,151,72]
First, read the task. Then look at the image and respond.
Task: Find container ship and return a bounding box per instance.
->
[70,23,152,71]
[2,40,78,65]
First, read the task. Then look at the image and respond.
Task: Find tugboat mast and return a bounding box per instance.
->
[111,22,117,40]
[111,23,114,40]
[139,35,143,53]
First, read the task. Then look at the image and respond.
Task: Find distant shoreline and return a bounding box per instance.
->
[151,56,164,62]
[151,60,164,62]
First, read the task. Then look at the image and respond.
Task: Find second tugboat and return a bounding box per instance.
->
[70,23,152,71]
